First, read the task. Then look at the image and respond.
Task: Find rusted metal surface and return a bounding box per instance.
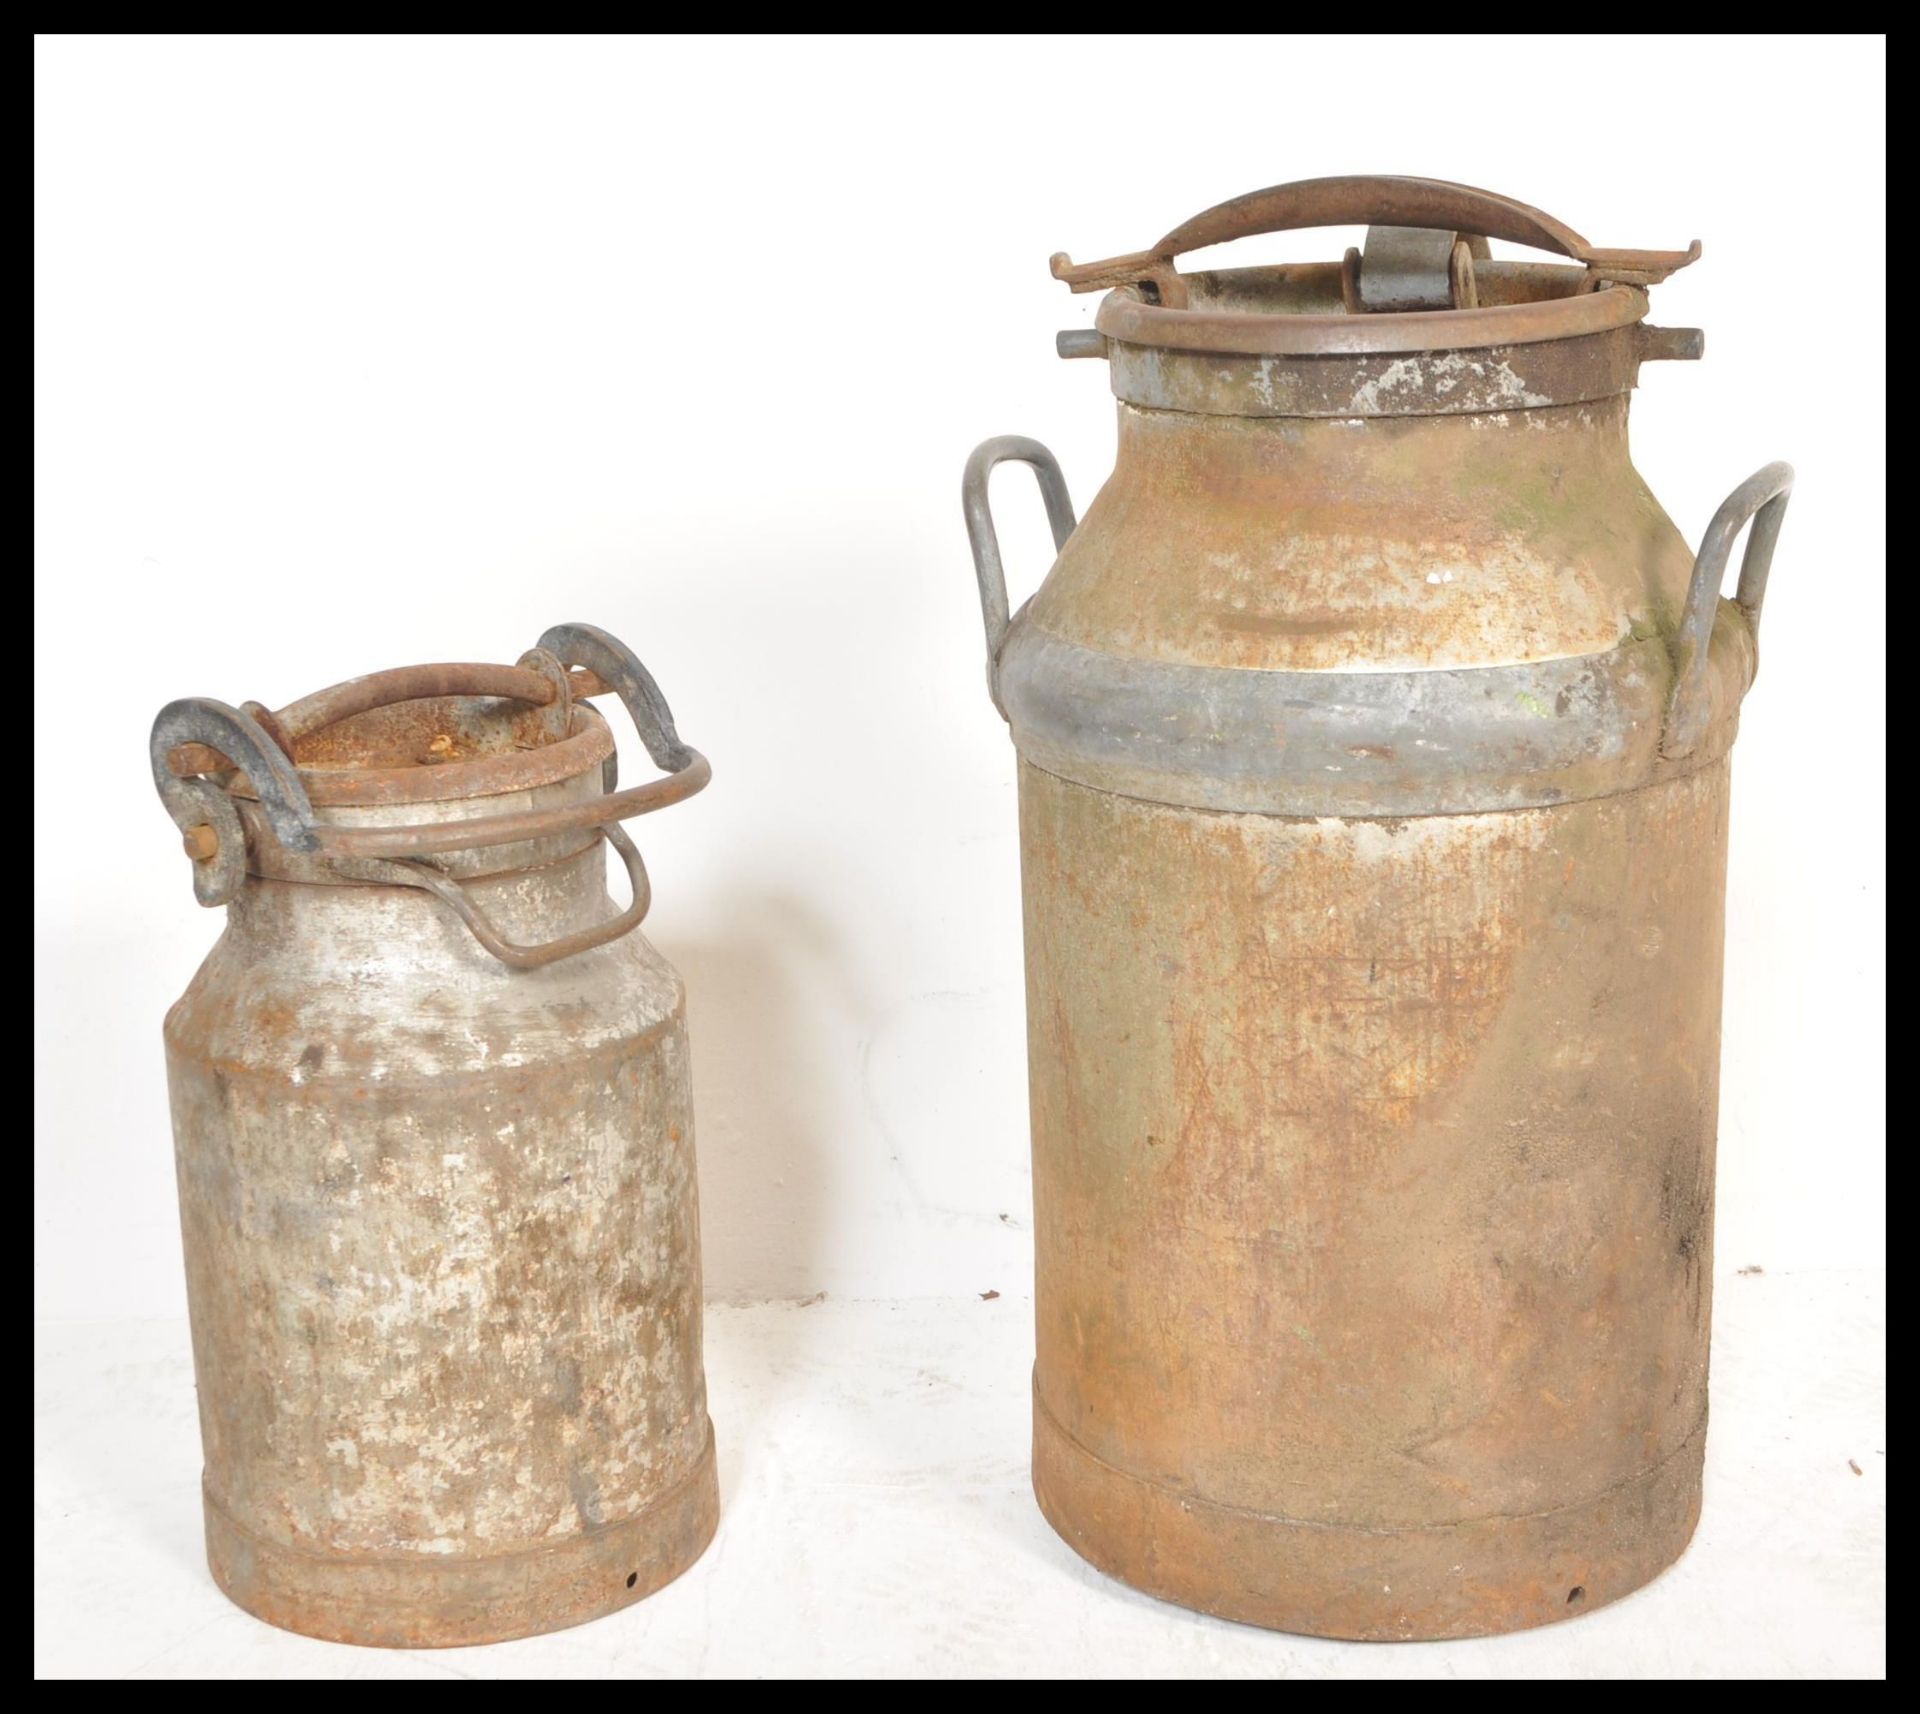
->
[1021,760,1726,1640]
[154,624,717,1646]
[167,664,612,779]
[180,822,221,862]
[1071,253,1671,361]
[158,652,709,867]
[280,661,569,742]
[964,177,1790,1640]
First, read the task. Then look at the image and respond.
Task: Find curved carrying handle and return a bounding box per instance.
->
[343,823,654,972]
[1051,175,1700,305]
[1661,462,1795,760]
[962,436,1076,716]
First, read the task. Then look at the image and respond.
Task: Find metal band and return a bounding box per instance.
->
[1106,325,1687,419]
[998,625,1754,818]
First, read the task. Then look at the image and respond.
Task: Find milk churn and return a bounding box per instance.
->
[961,177,1792,1640]
[151,623,717,1646]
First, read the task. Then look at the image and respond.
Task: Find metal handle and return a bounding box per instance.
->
[153,626,706,965]
[962,436,1076,716]
[1050,175,1700,307]
[1661,462,1795,760]
[151,698,321,906]
[536,621,694,781]
[341,823,653,971]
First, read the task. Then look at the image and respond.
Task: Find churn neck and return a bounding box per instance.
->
[1048,176,1705,420]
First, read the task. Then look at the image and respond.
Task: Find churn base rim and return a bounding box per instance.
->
[1031,1387,1704,1642]
[202,1421,720,1649]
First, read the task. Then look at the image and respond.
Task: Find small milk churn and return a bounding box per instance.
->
[962,178,1792,1639]
[151,624,717,1647]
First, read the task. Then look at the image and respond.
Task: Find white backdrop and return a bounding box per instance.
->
[35,34,1885,1323]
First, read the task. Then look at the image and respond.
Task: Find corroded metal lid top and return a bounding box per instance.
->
[1053,175,1698,352]
[1052,177,1705,415]
[228,655,616,809]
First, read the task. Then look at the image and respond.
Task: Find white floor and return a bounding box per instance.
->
[36,1272,1885,1679]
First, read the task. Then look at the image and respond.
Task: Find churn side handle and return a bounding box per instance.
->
[1661,462,1795,760]
[151,698,321,907]
[538,621,694,790]
[962,436,1077,718]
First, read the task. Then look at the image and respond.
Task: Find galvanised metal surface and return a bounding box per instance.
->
[964,177,1792,1641]
[153,625,718,1647]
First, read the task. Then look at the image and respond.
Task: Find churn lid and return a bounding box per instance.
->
[1053,175,1699,352]
[1050,176,1705,414]
[151,624,709,966]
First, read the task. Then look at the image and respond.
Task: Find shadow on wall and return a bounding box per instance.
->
[659,887,864,1308]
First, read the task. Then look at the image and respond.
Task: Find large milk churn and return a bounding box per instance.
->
[962,178,1792,1640]
[151,623,717,1647]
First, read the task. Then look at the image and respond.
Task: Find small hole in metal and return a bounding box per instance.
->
[1566,1586,1586,1604]
[626,1572,638,1589]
